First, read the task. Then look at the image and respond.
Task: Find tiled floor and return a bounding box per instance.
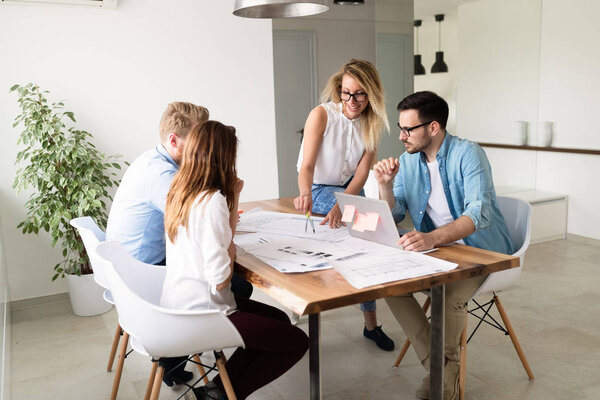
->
[10,238,600,399]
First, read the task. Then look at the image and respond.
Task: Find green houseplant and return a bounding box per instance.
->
[10,83,124,283]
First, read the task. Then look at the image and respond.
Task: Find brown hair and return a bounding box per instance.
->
[321,59,389,151]
[164,120,238,241]
[158,101,209,142]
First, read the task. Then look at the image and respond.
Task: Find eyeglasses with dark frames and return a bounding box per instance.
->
[338,91,368,103]
[397,121,432,137]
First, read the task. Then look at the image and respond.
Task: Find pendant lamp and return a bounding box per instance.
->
[431,14,449,73]
[333,0,365,4]
[413,20,426,75]
[233,0,329,18]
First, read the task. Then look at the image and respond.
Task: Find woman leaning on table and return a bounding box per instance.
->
[293,58,394,351]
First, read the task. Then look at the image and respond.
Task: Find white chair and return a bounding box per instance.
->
[393,196,534,399]
[70,217,126,400]
[96,240,245,400]
[71,217,209,399]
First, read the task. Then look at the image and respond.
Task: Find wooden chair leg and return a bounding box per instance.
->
[107,323,122,372]
[459,310,468,400]
[111,331,129,400]
[144,360,158,400]
[215,351,237,400]
[193,354,210,384]
[149,364,165,400]
[494,295,534,380]
[393,296,431,367]
[393,338,412,367]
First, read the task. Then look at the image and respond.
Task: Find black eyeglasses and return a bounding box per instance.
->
[338,91,368,102]
[397,121,432,137]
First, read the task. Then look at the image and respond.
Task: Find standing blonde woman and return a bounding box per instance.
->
[294,59,394,351]
[162,121,308,400]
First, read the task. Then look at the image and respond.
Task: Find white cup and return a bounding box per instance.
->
[539,121,553,147]
[514,121,528,146]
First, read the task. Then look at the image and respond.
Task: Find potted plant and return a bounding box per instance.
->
[10,83,125,316]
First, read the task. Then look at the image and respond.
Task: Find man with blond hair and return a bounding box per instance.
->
[107,101,252,387]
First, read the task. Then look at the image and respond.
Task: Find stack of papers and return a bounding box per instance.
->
[234,209,458,288]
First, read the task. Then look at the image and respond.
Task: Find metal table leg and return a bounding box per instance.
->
[430,285,445,400]
[309,313,321,400]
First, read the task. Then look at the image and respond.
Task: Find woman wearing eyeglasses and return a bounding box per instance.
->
[294,59,394,351]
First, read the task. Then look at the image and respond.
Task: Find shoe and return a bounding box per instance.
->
[184,382,228,400]
[443,360,460,400]
[416,374,430,400]
[162,369,194,387]
[363,325,395,351]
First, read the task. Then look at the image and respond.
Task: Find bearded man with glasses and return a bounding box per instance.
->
[373,91,515,400]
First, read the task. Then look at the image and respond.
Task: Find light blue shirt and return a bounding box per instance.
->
[392,133,515,255]
[106,145,177,264]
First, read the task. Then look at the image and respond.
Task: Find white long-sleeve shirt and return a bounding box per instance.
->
[160,190,237,315]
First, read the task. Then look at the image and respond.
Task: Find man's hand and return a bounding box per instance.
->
[321,203,343,229]
[398,231,435,252]
[373,157,400,185]
[294,193,312,214]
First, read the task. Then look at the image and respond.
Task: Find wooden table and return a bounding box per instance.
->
[235,198,519,400]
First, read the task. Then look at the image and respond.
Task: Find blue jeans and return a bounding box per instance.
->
[311,180,375,313]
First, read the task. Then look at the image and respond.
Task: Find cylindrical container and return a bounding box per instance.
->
[515,121,528,145]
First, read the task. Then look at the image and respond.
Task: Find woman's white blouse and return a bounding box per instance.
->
[297,102,365,186]
[160,191,237,316]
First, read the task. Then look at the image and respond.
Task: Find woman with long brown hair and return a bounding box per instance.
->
[161,120,308,400]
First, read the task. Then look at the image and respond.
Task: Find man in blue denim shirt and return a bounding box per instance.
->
[373,91,514,400]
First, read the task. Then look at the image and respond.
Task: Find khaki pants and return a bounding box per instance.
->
[385,276,485,369]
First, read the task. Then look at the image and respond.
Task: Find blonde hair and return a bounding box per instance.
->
[165,121,238,242]
[321,59,389,151]
[158,101,209,142]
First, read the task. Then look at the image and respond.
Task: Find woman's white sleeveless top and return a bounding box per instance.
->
[297,102,365,186]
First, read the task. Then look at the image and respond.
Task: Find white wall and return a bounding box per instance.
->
[0,0,278,300]
[414,12,459,134]
[456,0,600,240]
[273,2,377,92]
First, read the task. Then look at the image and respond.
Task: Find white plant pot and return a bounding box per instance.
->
[67,273,113,316]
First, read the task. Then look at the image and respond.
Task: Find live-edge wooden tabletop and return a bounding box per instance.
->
[234,197,519,316]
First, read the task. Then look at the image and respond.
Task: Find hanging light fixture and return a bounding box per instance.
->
[333,0,365,4]
[233,0,329,18]
[431,14,449,73]
[413,20,426,76]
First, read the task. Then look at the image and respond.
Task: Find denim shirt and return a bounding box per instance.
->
[106,145,178,264]
[391,133,515,255]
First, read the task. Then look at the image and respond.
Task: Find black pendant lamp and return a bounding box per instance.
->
[413,20,426,75]
[431,14,449,73]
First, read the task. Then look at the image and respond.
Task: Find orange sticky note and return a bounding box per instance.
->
[341,204,356,223]
[352,212,367,232]
[363,212,379,231]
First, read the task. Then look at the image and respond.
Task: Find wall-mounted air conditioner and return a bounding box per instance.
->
[1,0,117,8]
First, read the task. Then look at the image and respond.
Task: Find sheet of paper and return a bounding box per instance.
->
[329,248,458,289]
[237,210,349,242]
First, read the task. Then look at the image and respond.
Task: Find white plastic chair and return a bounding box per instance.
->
[70,217,210,399]
[96,240,245,400]
[70,217,126,400]
[393,196,534,399]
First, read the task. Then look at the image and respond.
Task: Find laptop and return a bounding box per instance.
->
[334,192,404,249]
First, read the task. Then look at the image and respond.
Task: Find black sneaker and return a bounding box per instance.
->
[162,369,194,387]
[363,325,395,351]
[184,382,228,400]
